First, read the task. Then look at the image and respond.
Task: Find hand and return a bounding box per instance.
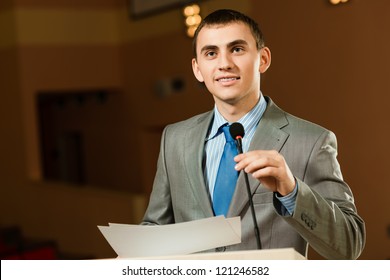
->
[234,150,295,196]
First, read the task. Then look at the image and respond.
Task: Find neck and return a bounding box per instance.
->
[216,95,260,123]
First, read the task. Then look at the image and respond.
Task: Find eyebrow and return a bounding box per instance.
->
[199,39,249,54]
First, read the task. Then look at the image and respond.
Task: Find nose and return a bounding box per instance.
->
[218,52,233,70]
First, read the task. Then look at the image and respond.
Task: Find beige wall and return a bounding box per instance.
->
[0,0,389,259]
[0,0,145,259]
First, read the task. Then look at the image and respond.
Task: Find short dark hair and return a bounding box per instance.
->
[192,9,265,58]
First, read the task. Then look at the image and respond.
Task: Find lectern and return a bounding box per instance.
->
[130,248,306,260]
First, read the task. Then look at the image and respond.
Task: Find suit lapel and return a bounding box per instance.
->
[228,97,290,217]
[184,111,215,217]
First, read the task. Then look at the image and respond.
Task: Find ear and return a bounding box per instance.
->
[259,47,271,73]
[192,58,205,82]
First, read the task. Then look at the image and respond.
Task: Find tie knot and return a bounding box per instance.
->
[221,125,234,143]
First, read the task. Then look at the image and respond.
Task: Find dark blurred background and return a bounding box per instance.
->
[0,0,389,260]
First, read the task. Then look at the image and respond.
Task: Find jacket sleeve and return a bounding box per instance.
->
[275,130,366,259]
[141,126,175,225]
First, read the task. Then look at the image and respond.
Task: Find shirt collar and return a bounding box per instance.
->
[206,93,267,141]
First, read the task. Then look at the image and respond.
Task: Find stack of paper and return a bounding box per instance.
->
[98,216,241,258]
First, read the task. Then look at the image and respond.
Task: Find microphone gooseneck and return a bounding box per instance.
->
[229,122,261,250]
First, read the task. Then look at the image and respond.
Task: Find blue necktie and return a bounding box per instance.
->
[213,125,239,217]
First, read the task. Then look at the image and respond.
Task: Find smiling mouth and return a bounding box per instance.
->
[217,77,240,82]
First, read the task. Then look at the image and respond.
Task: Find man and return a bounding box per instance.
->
[142,9,365,259]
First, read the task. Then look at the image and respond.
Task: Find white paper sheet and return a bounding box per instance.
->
[98,216,241,258]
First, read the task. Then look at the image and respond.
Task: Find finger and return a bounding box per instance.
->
[234,150,267,167]
[234,153,262,171]
[251,165,281,180]
[240,156,280,174]
[235,150,281,172]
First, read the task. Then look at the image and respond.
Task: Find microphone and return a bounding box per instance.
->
[229,122,261,250]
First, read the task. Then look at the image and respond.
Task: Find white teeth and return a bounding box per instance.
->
[219,77,238,81]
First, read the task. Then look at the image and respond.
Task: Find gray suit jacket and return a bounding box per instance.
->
[142,96,365,259]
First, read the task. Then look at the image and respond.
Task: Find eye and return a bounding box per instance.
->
[205,51,216,58]
[203,51,217,60]
[232,46,244,53]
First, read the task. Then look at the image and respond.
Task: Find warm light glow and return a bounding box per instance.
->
[183,4,200,17]
[183,3,201,38]
[185,14,201,26]
[186,26,197,38]
[193,14,201,25]
[185,15,196,26]
[183,6,193,16]
[330,0,349,4]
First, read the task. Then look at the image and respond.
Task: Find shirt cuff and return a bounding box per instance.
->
[275,180,298,216]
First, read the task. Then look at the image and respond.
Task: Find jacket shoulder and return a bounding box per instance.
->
[266,97,331,136]
[165,111,212,132]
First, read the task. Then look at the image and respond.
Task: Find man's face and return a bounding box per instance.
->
[192,22,270,110]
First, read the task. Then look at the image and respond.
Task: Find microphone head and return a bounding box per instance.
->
[229,122,245,139]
